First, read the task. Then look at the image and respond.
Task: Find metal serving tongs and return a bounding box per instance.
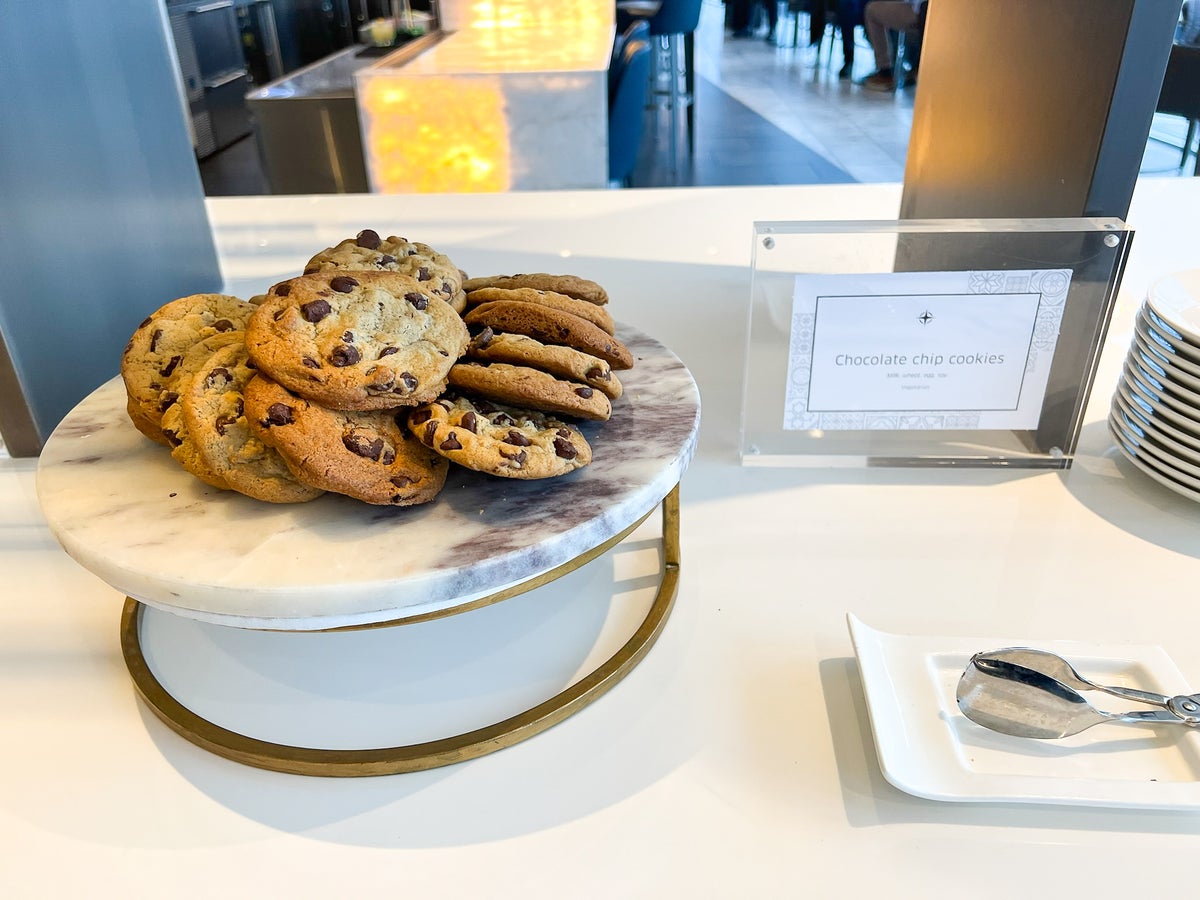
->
[955,648,1200,739]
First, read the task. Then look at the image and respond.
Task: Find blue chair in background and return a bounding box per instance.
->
[608,36,652,186]
[616,0,702,171]
[609,19,650,101]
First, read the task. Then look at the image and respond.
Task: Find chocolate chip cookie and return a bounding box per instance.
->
[448,362,612,421]
[179,343,325,503]
[465,328,622,400]
[245,271,469,410]
[462,301,632,369]
[464,287,614,334]
[462,273,609,306]
[407,394,591,479]
[121,293,256,444]
[244,374,448,505]
[303,229,466,313]
[161,399,229,491]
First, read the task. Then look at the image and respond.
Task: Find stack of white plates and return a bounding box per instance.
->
[1109,270,1200,503]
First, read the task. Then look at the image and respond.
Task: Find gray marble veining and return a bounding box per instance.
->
[36,325,700,630]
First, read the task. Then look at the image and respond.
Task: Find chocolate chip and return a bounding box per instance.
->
[163,428,182,448]
[404,291,428,310]
[417,266,430,281]
[440,432,462,451]
[235,398,244,418]
[273,308,287,321]
[441,281,452,295]
[422,420,438,446]
[303,266,320,275]
[574,386,594,398]
[499,448,527,465]
[160,355,181,377]
[475,399,497,413]
[399,372,418,391]
[390,474,415,488]
[264,403,295,426]
[139,316,153,329]
[379,346,399,357]
[556,428,571,438]
[212,319,234,332]
[586,366,609,380]
[215,415,237,435]
[378,254,396,266]
[409,408,433,425]
[149,328,163,352]
[367,369,395,391]
[492,412,513,426]
[356,229,382,249]
[301,299,331,322]
[273,282,291,296]
[330,275,358,293]
[504,430,531,446]
[206,366,231,387]
[341,330,354,342]
[157,392,178,413]
[459,411,477,433]
[329,344,360,367]
[381,447,395,465]
[343,430,384,460]
[553,437,578,459]
[302,356,321,369]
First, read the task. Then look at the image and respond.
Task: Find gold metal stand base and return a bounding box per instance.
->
[119,484,680,777]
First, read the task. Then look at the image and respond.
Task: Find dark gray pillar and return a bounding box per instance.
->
[0,0,224,456]
[900,0,1181,220]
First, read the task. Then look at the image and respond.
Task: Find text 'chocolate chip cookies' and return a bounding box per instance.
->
[121,232,634,503]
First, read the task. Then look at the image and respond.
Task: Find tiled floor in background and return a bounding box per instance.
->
[202,2,1198,195]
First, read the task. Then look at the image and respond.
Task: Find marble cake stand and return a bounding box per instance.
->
[37,325,700,776]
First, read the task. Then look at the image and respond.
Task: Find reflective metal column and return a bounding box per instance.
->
[0,0,223,456]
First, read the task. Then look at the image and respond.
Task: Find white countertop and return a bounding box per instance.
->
[6,179,1200,897]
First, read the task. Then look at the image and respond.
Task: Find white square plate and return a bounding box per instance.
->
[847,614,1200,809]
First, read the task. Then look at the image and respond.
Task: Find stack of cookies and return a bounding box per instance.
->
[120,231,630,505]
[450,273,633,422]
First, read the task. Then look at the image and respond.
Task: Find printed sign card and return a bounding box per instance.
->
[783,269,1072,431]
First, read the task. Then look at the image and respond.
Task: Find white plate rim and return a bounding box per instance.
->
[1117,378,1200,439]
[1113,388,1200,456]
[1122,360,1200,422]
[1109,409,1200,477]
[846,614,1200,809]
[1135,311,1200,378]
[1126,351,1200,410]
[1109,419,1200,504]
[1146,271,1200,347]
[1132,329,1200,395]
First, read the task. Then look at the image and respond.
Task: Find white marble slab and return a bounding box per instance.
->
[36,324,699,630]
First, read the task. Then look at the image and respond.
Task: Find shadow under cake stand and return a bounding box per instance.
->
[37,326,700,776]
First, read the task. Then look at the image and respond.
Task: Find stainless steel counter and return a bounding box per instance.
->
[245,34,438,193]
